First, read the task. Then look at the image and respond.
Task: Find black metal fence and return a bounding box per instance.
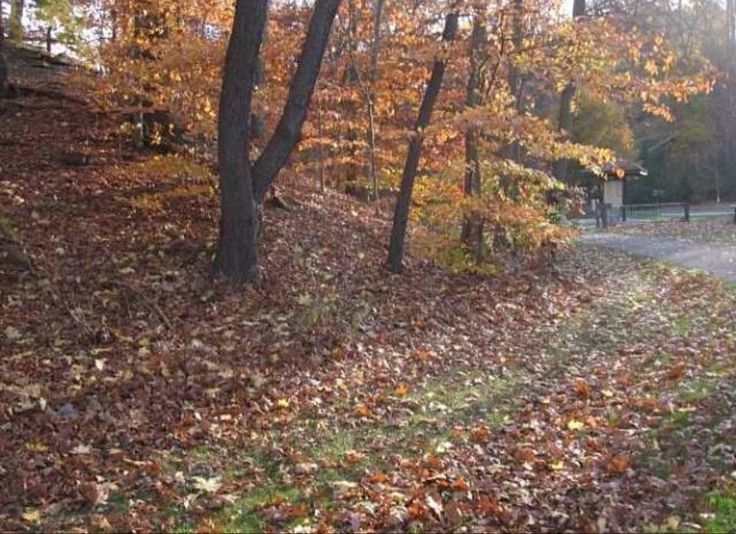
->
[586,202,736,228]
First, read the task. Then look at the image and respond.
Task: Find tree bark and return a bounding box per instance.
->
[8,0,23,43]
[461,14,487,260]
[552,0,585,182]
[367,0,385,200]
[501,0,525,179]
[213,0,268,282]
[215,0,341,282]
[387,12,459,273]
[252,0,341,202]
[0,0,9,96]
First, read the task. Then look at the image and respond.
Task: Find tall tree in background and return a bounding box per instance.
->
[387,10,459,273]
[0,0,9,95]
[215,0,340,282]
[460,10,487,260]
[8,0,24,42]
[552,0,586,182]
[366,0,385,200]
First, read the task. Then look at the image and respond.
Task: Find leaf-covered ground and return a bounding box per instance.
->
[2,92,736,533]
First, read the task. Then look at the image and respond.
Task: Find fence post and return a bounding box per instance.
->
[684,202,690,222]
[602,203,609,229]
[733,205,736,224]
[621,205,626,222]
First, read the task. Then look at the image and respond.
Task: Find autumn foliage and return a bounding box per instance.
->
[70,0,710,275]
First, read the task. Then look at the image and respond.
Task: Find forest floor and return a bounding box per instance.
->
[2,85,736,532]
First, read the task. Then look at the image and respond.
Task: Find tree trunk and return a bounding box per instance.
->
[461,15,487,260]
[0,0,8,96]
[8,0,24,42]
[317,91,326,192]
[215,0,341,282]
[213,0,269,282]
[728,0,735,51]
[366,0,385,200]
[387,12,459,273]
[501,0,525,176]
[251,0,341,201]
[552,0,585,182]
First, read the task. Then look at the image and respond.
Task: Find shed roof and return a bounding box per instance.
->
[601,159,648,179]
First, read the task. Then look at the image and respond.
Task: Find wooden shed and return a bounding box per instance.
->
[601,159,648,208]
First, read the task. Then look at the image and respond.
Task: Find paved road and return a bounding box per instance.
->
[582,233,736,283]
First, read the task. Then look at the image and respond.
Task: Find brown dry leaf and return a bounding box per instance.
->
[605,454,631,474]
[573,378,591,398]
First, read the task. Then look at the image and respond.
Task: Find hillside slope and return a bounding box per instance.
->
[2,76,735,533]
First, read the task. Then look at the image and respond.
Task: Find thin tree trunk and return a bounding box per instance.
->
[111,8,118,42]
[728,0,735,50]
[507,0,524,110]
[8,0,24,42]
[461,14,487,260]
[0,0,8,96]
[317,92,326,193]
[714,167,721,203]
[251,0,341,201]
[502,0,525,171]
[366,0,384,200]
[343,0,361,186]
[552,0,585,182]
[387,12,459,273]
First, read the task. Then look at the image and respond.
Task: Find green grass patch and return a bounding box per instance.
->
[704,488,736,533]
[218,485,303,533]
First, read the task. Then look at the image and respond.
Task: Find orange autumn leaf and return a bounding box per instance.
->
[368,471,388,483]
[394,383,409,397]
[573,378,591,398]
[605,454,631,474]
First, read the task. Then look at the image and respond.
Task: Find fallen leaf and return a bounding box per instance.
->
[426,494,443,520]
[21,509,41,523]
[353,404,371,418]
[193,476,222,494]
[549,460,565,470]
[4,326,21,341]
[567,419,585,431]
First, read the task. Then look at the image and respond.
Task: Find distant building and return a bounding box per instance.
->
[601,159,648,209]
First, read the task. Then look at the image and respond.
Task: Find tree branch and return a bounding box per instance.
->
[252,0,341,202]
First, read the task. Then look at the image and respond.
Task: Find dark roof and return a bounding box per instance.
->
[601,159,648,179]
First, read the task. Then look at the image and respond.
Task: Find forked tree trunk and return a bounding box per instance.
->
[552,0,585,182]
[213,0,268,282]
[387,12,459,273]
[215,0,341,282]
[251,0,340,201]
